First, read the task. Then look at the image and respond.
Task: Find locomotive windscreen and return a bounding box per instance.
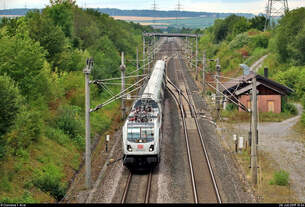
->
[134,99,158,109]
[127,127,154,143]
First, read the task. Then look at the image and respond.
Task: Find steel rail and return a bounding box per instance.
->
[167,77,222,203]
[144,171,152,204]
[166,85,199,204]
[121,172,132,204]
[121,170,153,204]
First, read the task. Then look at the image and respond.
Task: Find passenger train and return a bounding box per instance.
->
[122,58,167,168]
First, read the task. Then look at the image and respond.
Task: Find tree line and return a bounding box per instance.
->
[0,0,153,202]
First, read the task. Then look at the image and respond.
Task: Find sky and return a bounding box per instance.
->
[1,0,305,15]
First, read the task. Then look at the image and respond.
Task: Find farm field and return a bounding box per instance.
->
[112,16,217,29]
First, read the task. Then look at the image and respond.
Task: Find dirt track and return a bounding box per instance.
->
[227,104,305,202]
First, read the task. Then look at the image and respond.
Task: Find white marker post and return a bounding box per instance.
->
[239,136,244,152]
[233,134,237,153]
[106,135,110,152]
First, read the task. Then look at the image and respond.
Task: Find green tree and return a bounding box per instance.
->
[213,19,228,43]
[44,0,75,37]
[89,36,121,79]
[0,22,47,99]
[249,15,267,31]
[7,109,42,153]
[275,8,305,64]
[25,10,66,63]
[0,75,22,137]
[232,17,250,37]
[0,75,22,158]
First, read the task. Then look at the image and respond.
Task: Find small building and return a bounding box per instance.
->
[221,69,293,113]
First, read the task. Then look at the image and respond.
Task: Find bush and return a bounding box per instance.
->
[33,163,67,201]
[7,109,42,154]
[45,127,70,146]
[55,105,83,137]
[283,103,297,115]
[0,191,36,203]
[249,33,269,49]
[0,75,22,136]
[226,103,237,111]
[301,112,305,126]
[229,33,249,49]
[0,174,12,192]
[269,170,289,186]
[54,104,84,149]
[0,75,23,158]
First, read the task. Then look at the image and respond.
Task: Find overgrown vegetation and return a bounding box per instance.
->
[0,0,152,202]
[196,9,305,122]
[269,170,290,186]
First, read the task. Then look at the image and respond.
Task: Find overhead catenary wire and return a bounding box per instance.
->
[215,78,249,112]
[102,82,134,86]
[96,82,115,97]
[91,76,148,112]
[92,74,147,82]
[214,75,245,81]
[205,81,249,112]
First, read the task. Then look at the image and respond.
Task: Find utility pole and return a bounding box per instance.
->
[153,35,156,61]
[186,37,189,65]
[120,52,126,120]
[251,73,258,185]
[84,58,93,189]
[136,47,139,84]
[195,35,199,80]
[202,51,206,95]
[191,45,193,70]
[143,35,146,74]
[216,58,221,119]
[147,40,151,74]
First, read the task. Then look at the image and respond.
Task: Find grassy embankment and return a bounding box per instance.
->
[0,1,152,203]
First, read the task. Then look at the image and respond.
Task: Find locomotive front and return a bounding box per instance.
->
[122,60,166,169]
[122,98,161,168]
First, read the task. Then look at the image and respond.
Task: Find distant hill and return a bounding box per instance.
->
[0,8,39,16]
[0,8,254,18]
[98,8,254,18]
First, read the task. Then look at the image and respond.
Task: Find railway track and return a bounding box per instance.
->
[166,40,222,203]
[121,171,152,204]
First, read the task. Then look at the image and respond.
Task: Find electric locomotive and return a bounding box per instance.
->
[122,59,166,168]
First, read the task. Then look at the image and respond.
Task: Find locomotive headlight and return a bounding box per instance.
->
[127,145,132,152]
[149,145,154,152]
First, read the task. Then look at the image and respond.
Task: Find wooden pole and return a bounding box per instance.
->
[143,35,146,74]
[136,47,139,84]
[202,51,206,95]
[251,73,258,185]
[195,35,198,80]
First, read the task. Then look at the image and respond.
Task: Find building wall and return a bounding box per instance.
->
[239,95,281,113]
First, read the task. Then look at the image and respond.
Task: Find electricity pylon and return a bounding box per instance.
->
[265,0,289,30]
[175,0,182,28]
[152,0,158,24]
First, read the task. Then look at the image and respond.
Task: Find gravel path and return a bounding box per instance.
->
[229,104,305,202]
